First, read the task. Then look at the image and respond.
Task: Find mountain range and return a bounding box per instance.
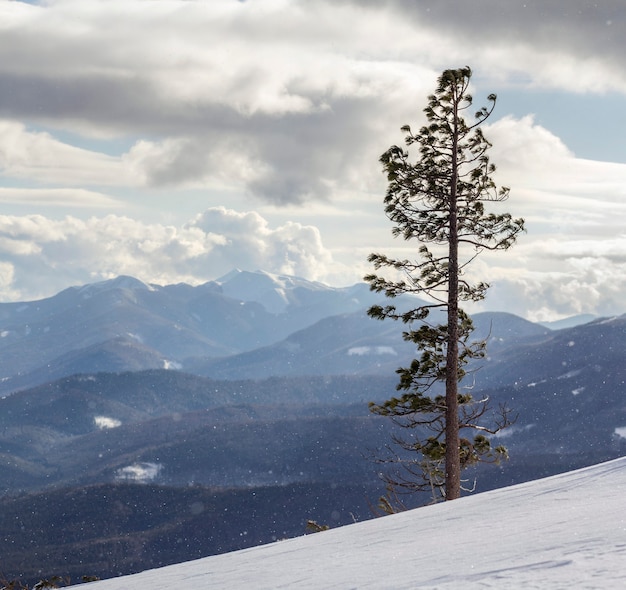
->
[0,271,396,394]
[0,269,564,395]
[0,270,624,585]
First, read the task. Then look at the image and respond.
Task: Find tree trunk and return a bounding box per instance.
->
[445,91,461,500]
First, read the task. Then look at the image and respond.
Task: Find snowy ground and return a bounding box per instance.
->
[82,458,626,589]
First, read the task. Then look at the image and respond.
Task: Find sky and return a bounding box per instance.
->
[0,0,625,321]
[80,456,626,589]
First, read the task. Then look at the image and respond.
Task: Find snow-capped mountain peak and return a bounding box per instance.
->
[75,275,155,297]
[217,269,334,313]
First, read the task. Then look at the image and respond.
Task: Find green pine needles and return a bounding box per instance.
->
[366,66,524,503]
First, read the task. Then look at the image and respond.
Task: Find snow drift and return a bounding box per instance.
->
[82,457,626,589]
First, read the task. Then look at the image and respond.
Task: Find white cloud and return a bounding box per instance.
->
[487,116,626,199]
[0,187,122,208]
[360,113,626,320]
[1,0,622,207]
[0,120,136,187]
[0,1,624,321]
[469,252,626,322]
[190,207,335,281]
[373,0,626,93]
[482,117,626,250]
[0,207,345,301]
[0,1,445,202]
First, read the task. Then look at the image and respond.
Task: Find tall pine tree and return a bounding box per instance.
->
[366,67,524,501]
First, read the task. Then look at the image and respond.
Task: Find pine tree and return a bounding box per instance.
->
[365,66,524,502]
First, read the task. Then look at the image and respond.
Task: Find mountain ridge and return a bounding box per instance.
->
[0,271,409,394]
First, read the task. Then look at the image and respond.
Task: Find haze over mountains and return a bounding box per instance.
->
[0,270,624,584]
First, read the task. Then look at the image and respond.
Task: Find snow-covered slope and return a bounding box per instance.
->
[82,457,626,589]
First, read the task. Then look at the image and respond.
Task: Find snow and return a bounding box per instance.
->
[216,269,328,313]
[162,359,182,370]
[557,369,582,380]
[93,416,121,430]
[81,457,626,589]
[77,276,153,297]
[114,462,162,483]
[348,345,397,356]
[598,316,619,325]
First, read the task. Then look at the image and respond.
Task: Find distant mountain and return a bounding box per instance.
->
[188,310,411,379]
[217,268,400,311]
[0,370,396,492]
[0,272,563,394]
[471,311,551,349]
[479,315,626,387]
[0,272,395,395]
[539,313,597,330]
[479,315,626,457]
[190,310,551,380]
[0,336,171,394]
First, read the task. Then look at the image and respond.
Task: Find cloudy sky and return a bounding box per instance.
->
[0,0,624,320]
